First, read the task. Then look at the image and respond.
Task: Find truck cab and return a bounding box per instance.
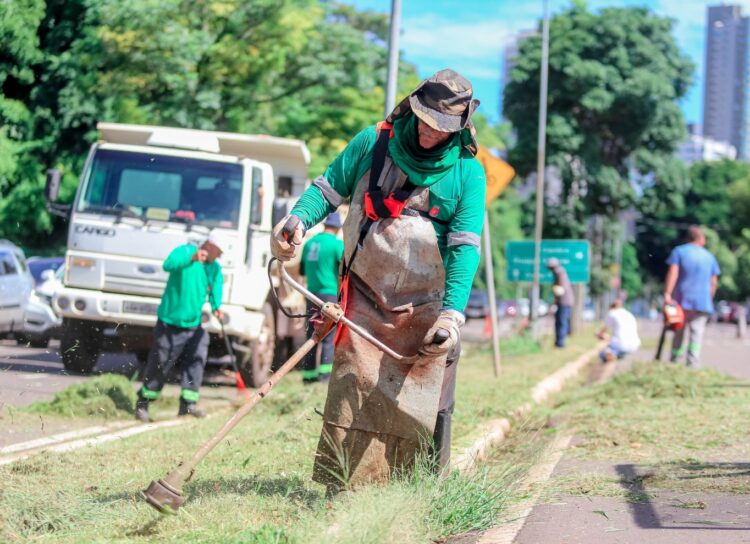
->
[47,123,310,386]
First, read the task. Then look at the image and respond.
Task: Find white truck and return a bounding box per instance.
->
[45,123,310,386]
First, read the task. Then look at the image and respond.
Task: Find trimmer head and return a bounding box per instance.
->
[141,479,185,515]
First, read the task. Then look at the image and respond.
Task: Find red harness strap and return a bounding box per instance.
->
[335,120,412,346]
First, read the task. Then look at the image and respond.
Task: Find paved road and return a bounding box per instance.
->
[0,340,235,409]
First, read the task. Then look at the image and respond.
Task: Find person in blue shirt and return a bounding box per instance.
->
[664,226,721,368]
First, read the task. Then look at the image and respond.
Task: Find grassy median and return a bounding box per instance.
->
[0,327,599,543]
[545,360,750,501]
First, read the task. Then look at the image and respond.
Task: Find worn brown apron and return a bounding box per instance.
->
[312,154,447,490]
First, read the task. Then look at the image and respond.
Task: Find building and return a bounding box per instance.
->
[677,124,738,163]
[501,30,536,119]
[703,5,749,158]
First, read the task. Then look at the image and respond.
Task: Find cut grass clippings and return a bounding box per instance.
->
[24,374,138,419]
[0,331,598,543]
[545,360,750,500]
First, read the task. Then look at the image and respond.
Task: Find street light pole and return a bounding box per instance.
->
[530,0,550,328]
[384,0,402,117]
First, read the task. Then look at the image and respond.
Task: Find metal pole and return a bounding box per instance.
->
[483,212,502,376]
[384,0,402,117]
[530,0,550,329]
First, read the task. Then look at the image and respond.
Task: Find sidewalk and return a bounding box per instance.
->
[511,322,750,544]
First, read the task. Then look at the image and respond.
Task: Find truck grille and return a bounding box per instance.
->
[103,274,165,298]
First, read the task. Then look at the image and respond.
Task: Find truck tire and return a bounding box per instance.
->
[60,318,103,374]
[237,302,276,388]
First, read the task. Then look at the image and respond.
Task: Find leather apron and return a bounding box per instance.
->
[312,154,447,490]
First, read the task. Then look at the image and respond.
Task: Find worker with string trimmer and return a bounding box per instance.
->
[272,69,486,492]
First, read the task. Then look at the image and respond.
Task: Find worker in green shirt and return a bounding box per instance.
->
[300,212,344,384]
[271,69,486,490]
[135,236,224,422]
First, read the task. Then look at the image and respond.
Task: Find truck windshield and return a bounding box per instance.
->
[77,149,243,229]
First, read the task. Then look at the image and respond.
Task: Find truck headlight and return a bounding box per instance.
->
[74,299,87,311]
[57,296,70,310]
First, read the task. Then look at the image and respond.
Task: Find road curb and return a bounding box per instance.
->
[451,342,605,472]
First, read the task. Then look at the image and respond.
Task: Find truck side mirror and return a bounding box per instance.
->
[45,169,62,202]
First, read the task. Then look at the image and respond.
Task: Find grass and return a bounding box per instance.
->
[0,330,599,543]
[544,360,750,500]
[452,327,598,450]
[24,374,138,419]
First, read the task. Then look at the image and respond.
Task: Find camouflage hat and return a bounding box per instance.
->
[408,69,479,133]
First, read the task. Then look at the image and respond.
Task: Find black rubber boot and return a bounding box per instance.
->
[431,411,452,474]
[178,399,207,418]
[135,397,151,423]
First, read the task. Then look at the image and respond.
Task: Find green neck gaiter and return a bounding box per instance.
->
[388,113,465,187]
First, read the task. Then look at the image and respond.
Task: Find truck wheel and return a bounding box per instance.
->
[60,318,102,374]
[237,302,276,388]
[28,337,50,349]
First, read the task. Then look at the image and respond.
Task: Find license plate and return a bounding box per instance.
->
[123,301,159,315]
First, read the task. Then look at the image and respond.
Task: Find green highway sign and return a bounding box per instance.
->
[505,240,590,283]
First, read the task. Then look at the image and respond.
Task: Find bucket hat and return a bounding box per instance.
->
[386,68,480,154]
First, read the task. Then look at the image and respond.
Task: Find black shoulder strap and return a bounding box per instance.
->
[367,127,394,219]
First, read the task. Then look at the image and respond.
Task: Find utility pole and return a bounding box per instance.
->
[384,0,402,117]
[530,0,550,329]
[483,213,502,376]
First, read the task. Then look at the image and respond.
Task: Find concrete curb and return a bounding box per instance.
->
[451,342,606,472]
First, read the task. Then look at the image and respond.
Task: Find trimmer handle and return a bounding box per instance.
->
[432,329,450,345]
[281,215,302,243]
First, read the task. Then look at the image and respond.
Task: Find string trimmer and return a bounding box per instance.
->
[141,257,410,515]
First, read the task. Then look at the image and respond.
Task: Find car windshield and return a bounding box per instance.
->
[0,251,18,276]
[78,149,243,229]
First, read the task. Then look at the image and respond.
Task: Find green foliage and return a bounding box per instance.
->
[25,374,136,418]
[474,188,525,298]
[620,242,642,299]
[636,160,750,299]
[504,4,693,297]
[0,0,417,251]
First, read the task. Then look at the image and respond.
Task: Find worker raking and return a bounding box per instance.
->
[272,69,486,492]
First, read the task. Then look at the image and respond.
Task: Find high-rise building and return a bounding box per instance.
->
[703,5,749,158]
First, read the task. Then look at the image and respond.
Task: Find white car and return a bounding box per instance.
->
[0,240,34,337]
[20,266,64,347]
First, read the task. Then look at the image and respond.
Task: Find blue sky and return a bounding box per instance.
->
[344,0,750,127]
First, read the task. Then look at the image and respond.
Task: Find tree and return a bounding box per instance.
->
[0,0,418,251]
[474,189,525,298]
[504,4,693,298]
[636,160,750,288]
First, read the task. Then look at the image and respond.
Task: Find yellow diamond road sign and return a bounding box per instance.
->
[476,145,515,205]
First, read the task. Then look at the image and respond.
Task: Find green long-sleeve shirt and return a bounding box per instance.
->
[291,125,486,313]
[157,244,223,328]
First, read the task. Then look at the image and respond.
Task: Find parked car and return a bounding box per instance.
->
[26,256,64,287]
[0,240,34,337]
[19,265,64,347]
[716,300,732,323]
[728,302,749,324]
[497,299,518,318]
[516,298,550,318]
[465,289,489,319]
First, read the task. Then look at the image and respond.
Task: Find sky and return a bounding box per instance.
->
[344,0,750,127]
